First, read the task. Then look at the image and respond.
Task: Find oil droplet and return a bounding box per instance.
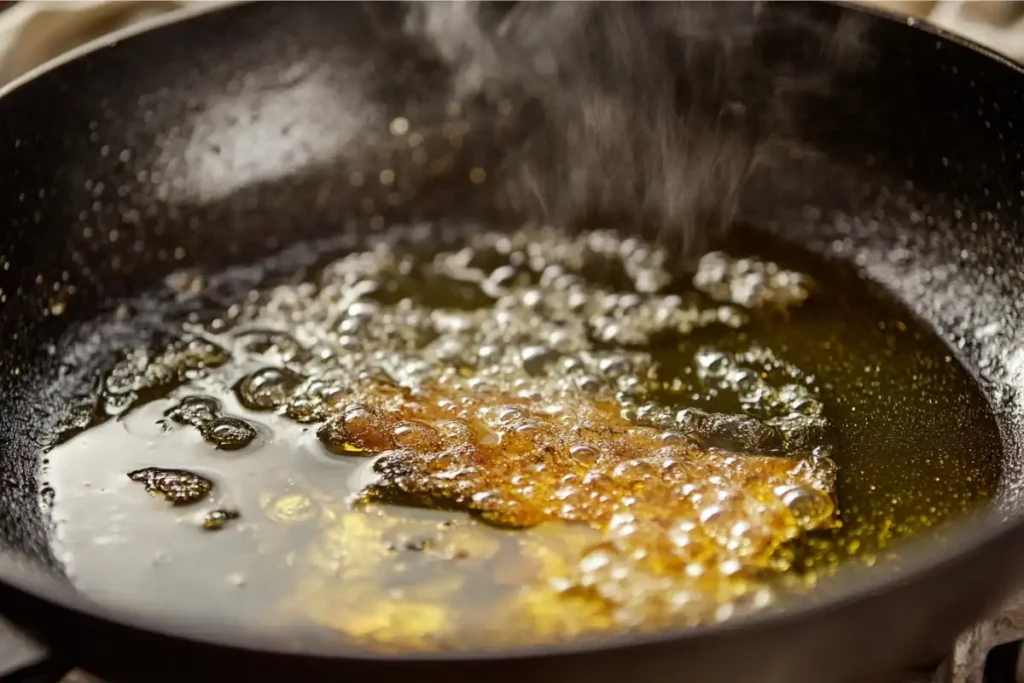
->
[201,417,257,451]
[234,367,304,411]
[568,443,600,462]
[203,508,240,530]
[166,395,221,427]
[318,404,392,454]
[392,421,442,451]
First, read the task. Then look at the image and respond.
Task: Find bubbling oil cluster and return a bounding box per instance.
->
[91,225,837,648]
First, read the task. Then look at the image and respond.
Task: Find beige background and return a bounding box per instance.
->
[0,1,1023,89]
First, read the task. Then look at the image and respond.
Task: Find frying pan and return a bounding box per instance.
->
[0,1,1022,682]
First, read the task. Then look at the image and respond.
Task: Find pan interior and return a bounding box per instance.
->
[38,219,1002,653]
[0,0,1019,667]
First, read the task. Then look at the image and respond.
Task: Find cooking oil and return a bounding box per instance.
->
[42,223,1001,652]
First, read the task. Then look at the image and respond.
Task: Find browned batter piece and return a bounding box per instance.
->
[317,378,836,581]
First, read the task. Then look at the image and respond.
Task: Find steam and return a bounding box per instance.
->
[403,1,870,262]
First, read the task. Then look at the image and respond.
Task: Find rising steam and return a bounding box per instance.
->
[403,1,870,262]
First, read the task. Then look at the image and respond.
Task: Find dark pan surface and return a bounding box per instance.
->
[1,2,1024,682]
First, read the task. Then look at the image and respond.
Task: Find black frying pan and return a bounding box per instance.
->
[0,2,1023,682]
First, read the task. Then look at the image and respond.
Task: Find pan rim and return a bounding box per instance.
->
[0,0,1022,665]
[1,501,1021,662]
[0,0,240,100]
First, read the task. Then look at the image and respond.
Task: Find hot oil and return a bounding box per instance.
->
[42,223,1001,652]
